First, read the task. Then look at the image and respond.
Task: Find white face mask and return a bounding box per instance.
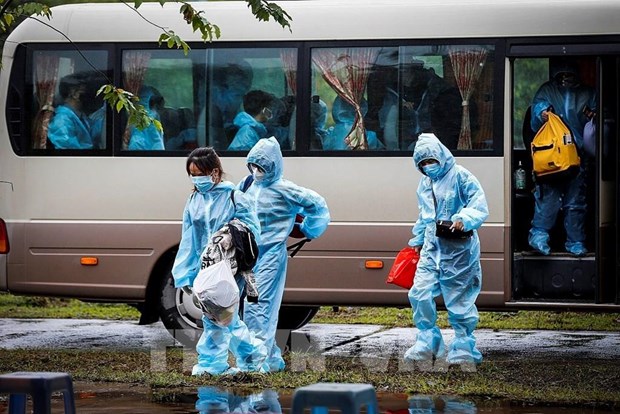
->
[251,165,265,181]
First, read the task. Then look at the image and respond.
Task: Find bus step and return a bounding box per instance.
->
[513,253,596,300]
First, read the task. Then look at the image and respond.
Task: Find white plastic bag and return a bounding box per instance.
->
[193,260,239,327]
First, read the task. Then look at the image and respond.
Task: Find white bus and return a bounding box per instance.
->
[1,0,619,343]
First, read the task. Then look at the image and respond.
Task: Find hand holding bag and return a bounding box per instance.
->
[386,247,419,289]
[193,260,239,327]
[435,220,473,240]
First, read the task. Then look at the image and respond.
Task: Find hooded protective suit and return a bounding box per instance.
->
[47,105,95,149]
[228,112,268,150]
[528,66,596,256]
[171,180,266,375]
[243,137,330,371]
[323,97,383,150]
[128,88,165,151]
[407,133,488,364]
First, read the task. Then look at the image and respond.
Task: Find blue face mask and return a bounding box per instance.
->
[191,175,215,193]
[422,164,442,180]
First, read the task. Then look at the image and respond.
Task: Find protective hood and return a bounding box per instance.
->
[413,133,455,179]
[332,96,368,124]
[551,61,578,78]
[233,111,265,130]
[246,136,283,185]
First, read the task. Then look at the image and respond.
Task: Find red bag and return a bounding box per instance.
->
[386,247,419,289]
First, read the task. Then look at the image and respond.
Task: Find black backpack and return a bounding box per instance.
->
[229,223,258,272]
[229,174,258,272]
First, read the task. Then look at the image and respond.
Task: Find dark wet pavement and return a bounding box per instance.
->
[1,319,619,362]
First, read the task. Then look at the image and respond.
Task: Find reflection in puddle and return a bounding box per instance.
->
[14,383,611,413]
[196,386,281,413]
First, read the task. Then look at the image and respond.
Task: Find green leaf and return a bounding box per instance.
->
[115,100,124,113]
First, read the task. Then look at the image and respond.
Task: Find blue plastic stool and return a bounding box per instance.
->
[291,382,378,414]
[0,371,76,414]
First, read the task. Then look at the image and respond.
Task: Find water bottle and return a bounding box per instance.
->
[514,161,526,191]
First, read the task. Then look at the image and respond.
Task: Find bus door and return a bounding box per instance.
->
[510,44,620,305]
[600,56,619,304]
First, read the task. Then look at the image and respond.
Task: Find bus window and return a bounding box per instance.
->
[311,44,495,152]
[121,49,201,152]
[200,48,297,152]
[29,50,109,152]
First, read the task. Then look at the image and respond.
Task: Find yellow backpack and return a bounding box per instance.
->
[531,112,580,182]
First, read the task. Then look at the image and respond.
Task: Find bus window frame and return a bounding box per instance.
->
[16,42,114,157]
[12,38,505,158]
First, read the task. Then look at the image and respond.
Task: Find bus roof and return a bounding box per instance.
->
[7,0,620,45]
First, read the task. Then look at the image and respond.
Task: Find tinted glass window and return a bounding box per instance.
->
[121,49,201,152]
[200,48,297,152]
[311,44,495,152]
[29,50,109,151]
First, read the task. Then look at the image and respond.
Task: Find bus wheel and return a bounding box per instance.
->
[277,306,319,330]
[158,269,203,348]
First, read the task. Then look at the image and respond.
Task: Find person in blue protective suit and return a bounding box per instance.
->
[228,90,275,150]
[406,133,488,365]
[128,86,165,150]
[171,147,267,375]
[47,73,101,149]
[196,386,282,414]
[242,137,330,372]
[323,96,383,150]
[528,59,596,257]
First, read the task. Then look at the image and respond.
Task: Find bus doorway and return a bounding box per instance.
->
[511,52,619,306]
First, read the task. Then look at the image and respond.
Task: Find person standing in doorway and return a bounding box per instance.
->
[528,58,597,256]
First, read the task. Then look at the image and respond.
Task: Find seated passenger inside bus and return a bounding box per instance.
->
[323,96,382,150]
[127,86,165,151]
[401,60,462,151]
[47,73,105,150]
[228,90,275,151]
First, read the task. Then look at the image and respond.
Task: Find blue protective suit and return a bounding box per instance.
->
[323,97,383,150]
[408,395,477,414]
[128,90,165,150]
[379,87,400,150]
[47,105,95,149]
[242,137,330,371]
[406,133,488,364]
[228,112,268,150]
[171,181,265,375]
[528,73,596,256]
[196,386,282,414]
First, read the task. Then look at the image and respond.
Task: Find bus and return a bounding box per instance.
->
[1,0,619,344]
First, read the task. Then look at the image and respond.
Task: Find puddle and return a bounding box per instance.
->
[0,382,613,413]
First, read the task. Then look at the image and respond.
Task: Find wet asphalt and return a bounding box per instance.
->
[0,318,619,362]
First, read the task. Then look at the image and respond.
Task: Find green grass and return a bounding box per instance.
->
[314,306,620,331]
[0,292,140,320]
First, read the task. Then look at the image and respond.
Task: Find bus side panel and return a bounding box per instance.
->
[9,221,180,301]
[283,223,506,308]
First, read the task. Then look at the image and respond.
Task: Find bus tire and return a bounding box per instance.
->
[277,305,319,330]
[158,269,203,348]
